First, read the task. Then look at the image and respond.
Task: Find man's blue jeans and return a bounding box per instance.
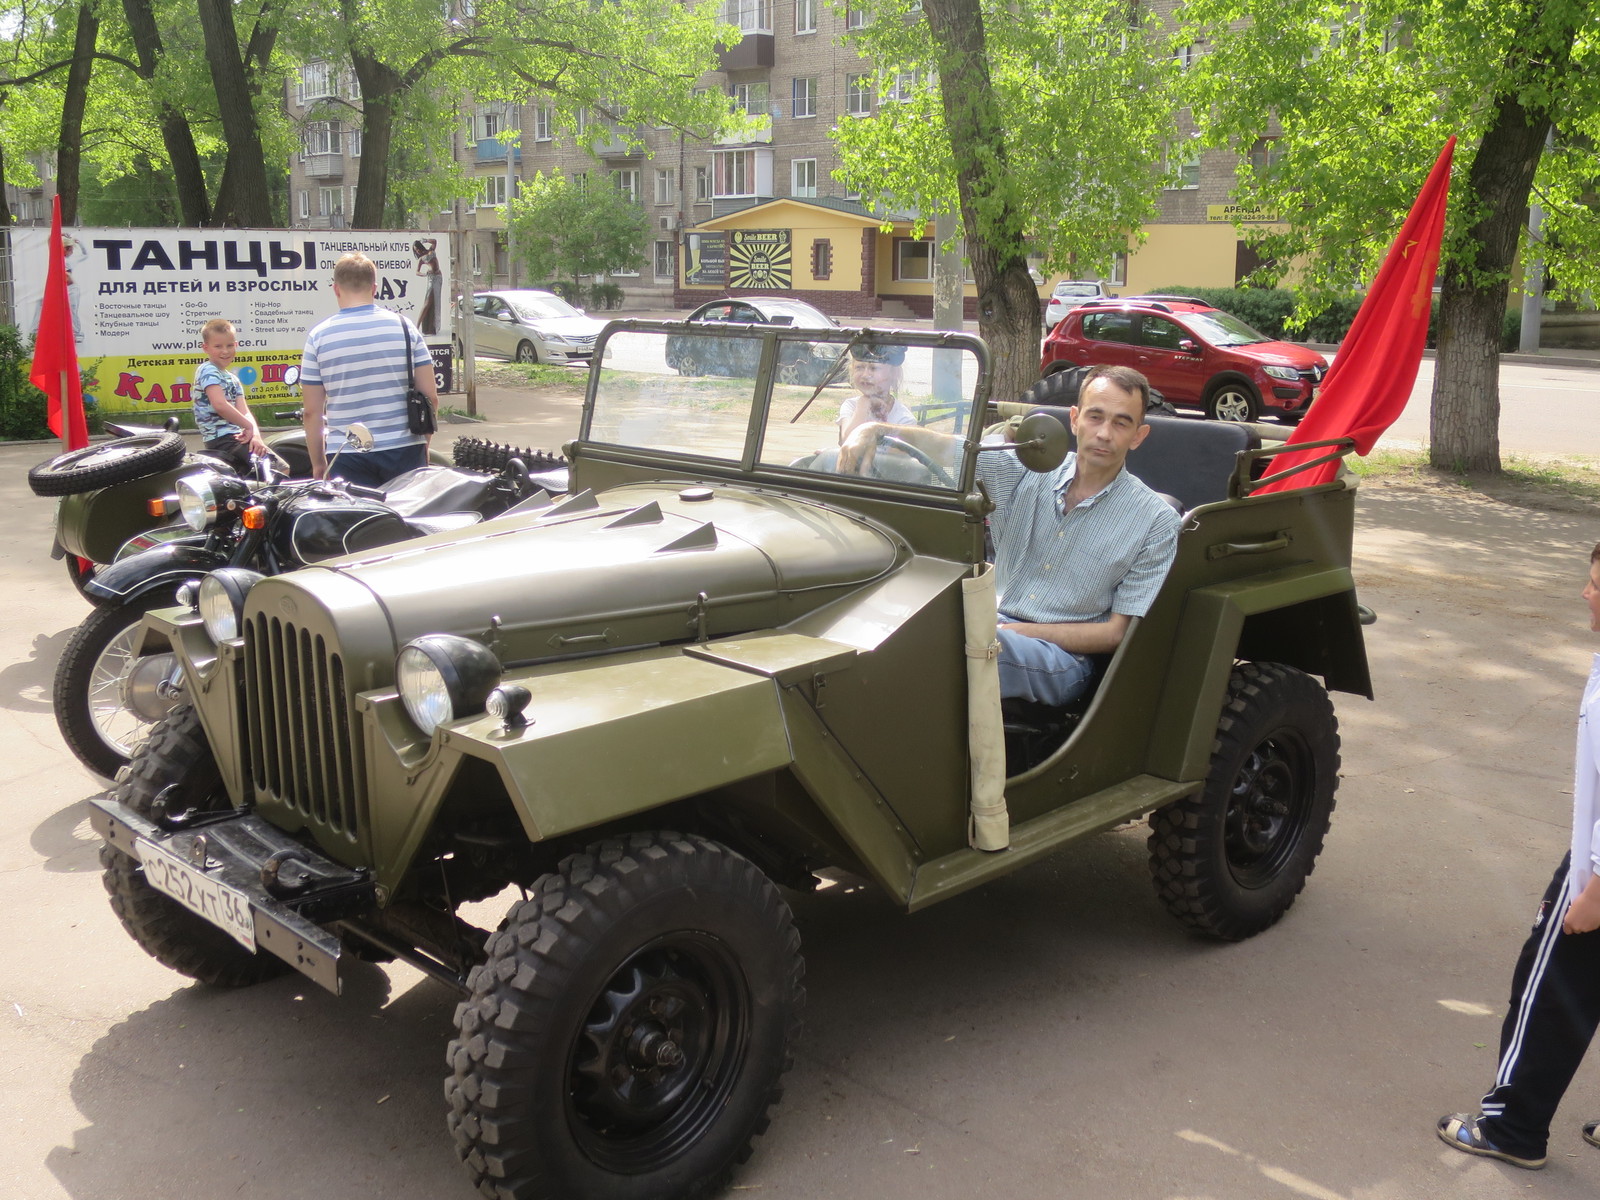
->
[328,444,427,488]
[996,627,1095,706]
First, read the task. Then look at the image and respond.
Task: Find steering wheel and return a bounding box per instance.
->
[874,433,956,488]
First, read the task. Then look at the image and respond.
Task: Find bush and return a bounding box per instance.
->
[0,325,51,441]
[588,282,624,311]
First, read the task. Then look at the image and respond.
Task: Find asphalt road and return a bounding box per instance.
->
[4,380,1600,1199]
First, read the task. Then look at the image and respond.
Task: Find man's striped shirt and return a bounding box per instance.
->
[300,304,431,453]
[977,448,1181,625]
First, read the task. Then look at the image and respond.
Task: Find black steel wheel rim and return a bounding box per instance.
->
[1224,728,1313,888]
[566,932,750,1174]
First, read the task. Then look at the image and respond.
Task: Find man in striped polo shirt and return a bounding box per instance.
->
[301,252,438,486]
[839,363,1180,706]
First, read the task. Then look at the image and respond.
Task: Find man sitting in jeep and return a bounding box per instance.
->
[840,364,1181,705]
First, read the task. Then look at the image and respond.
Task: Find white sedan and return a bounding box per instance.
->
[470,290,607,365]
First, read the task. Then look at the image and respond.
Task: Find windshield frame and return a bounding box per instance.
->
[579,319,993,501]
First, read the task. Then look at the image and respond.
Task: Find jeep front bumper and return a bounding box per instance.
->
[89,795,374,994]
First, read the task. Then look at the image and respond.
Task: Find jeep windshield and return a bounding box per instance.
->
[583,324,987,493]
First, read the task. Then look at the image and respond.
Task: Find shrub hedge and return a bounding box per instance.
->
[1150,286,1522,351]
[0,325,52,441]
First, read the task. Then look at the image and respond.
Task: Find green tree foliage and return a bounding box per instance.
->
[833,0,1175,401]
[1176,0,1599,471]
[506,169,650,288]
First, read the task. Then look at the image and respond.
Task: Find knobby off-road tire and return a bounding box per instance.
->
[100,706,289,987]
[28,433,186,497]
[446,831,805,1200]
[1148,662,1340,941]
[54,589,180,779]
[1021,368,1178,416]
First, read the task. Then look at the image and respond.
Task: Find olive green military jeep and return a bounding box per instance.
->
[89,321,1371,1200]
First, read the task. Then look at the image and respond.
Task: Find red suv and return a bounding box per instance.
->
[1039,295,1329,423]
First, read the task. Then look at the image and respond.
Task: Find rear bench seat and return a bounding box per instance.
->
[1021,406,1256,512]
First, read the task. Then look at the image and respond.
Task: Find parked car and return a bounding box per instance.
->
[666,296,844,385]
[1041,294,1329,423]
[90,319,1372,1200]
[1044,280,1115,329]
[469,289,606,365]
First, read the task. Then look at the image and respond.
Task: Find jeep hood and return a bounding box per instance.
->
[314,482,902,661]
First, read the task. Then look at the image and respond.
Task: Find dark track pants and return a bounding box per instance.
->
[1479,853,1600,1159]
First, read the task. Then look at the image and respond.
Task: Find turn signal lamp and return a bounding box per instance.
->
[241,505,268,531]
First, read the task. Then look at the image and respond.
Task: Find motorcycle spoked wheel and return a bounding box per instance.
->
[53,589,182,779]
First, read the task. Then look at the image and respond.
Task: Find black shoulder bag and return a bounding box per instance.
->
[402,317,437,435]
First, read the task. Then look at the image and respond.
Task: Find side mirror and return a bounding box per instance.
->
[976,412,1069,474]
[283,366,300,387]
[497,312,516,322]
[347,423,375,451]
[1177,338,1199,355]
[164,416,181,433]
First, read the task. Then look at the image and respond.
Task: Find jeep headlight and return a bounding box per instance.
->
[396,635,502,736]
[1262,365,1301,382]
[198,568,265,642]
[177,472,247,531]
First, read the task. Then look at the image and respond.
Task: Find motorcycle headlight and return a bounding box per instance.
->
[1262,365,1301,381]
[197,568,265,643]
[177,472,248,531]
[396,635,502,736]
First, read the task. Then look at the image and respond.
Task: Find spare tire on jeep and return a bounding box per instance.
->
[28,433,188,497]
[1020,368,1178,417]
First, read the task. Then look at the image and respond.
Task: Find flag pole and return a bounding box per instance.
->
[59,369,72,453]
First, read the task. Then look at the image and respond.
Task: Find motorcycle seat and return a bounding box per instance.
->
[404,512,483,537]
[383,467,495,519]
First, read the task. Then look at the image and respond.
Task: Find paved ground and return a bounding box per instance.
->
[4,398,1600,1199]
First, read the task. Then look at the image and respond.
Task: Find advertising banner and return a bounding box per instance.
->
[727,229,792,289]
[683,233,726,286]
[12,228,454,415]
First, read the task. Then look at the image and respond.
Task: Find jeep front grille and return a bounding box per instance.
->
[243,614,363,837]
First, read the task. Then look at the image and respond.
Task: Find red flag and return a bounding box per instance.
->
[30,195,89,452]
[1256,137,1455,492]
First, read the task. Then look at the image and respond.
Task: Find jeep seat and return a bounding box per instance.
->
[1024,407,1256,512]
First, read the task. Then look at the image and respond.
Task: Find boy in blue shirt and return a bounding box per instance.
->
[194,318,266,474]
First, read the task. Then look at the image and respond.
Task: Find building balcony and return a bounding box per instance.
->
[594,128,642,158]
[303,154,344,179]
[717,33,773,70]
[475,139,522,164]
[714,123,772,146]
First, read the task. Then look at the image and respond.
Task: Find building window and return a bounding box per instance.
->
[480,174,508,207]
[721,0,771,32]
[301,121,342,157]
[481,108,502,139]
[1174,43,1199,70]
[694,165,711,201]
[811,238,832,280]
[1107,251,1128,286]
[297,190,310,220]
[795,0,816,33]
[534,105,553,141]
[895,238,933,281]
[298,62,332,106]
[654,240,675,279]
[792,77,816,119]
[613,169,640,203]
[349,127,362,157]
[1247,137,1282,176]
[886,70,922,102]
[729,81,769,116]
[471,240,483,275]
[654,168,676,204]
[1164,142,1201,189]
[845,3,868,29]
[318,186,343,218]
[791,158,817,198]
[575,109,590,135]
[712,149,754,197]
[845,75,872,116]
[572,171,589,195]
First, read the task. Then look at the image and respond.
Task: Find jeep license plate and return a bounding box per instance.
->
[136,838,257,951]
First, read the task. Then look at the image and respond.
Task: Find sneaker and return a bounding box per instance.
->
[1436,1113,1546,1169]
[1584,1121,1598,1149]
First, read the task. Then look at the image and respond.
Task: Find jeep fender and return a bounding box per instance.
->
[363,633,921,898]
[1147,563,1370,782]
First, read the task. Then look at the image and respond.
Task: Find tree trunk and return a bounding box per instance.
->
[349,51,402,229]
[55,4,99,225]
[922,0,1041,405]
[196,0,272,225]
[1429,15,1578,473]
[121,0,211,225]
